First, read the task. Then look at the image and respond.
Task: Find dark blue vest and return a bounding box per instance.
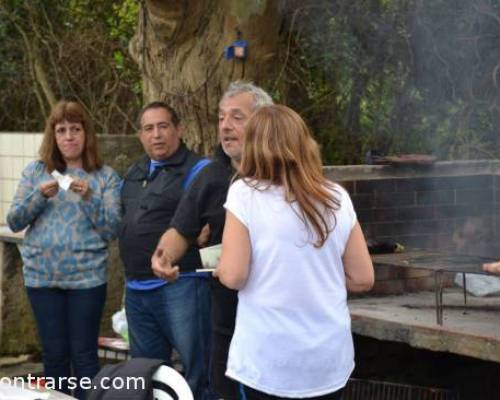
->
[119,144,203,279]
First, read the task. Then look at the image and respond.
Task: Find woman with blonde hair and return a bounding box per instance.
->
[215,104,374,400]
[7,100,121,399]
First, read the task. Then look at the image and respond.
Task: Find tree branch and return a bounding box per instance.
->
[11,10,56,109]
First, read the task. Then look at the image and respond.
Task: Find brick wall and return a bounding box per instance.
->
[349,175,495,250]
[325,161,500,295]
[326,162,500,256]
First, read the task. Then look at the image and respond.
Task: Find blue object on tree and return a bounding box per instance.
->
[224,45,235,59]
[233,40,248,59]
[224,40,248,60]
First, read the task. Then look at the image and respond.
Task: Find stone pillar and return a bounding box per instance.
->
[0,240,39,354]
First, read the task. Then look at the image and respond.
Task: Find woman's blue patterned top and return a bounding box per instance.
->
[7,161,122,289]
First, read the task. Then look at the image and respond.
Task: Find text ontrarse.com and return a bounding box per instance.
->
[0,374,146,391]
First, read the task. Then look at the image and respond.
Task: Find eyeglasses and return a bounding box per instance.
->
[55,126,84,137]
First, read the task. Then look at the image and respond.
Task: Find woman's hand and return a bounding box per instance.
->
[70,178,91,199]
[39,180,59,198]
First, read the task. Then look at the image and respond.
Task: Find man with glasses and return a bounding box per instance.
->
[118,101,211,400]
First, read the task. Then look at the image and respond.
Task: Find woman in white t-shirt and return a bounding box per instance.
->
[214,104,374,400]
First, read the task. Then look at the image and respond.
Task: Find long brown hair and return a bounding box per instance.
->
[239,104,340,247]
[39,100,102,172]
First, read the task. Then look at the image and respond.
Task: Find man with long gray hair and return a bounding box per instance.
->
[151,81,273,399]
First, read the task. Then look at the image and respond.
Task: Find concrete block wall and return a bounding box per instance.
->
[326,161,500,256]
[0,133,144,225]
[0,133,43,225]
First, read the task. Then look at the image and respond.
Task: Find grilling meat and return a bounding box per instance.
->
[367,239,405,254]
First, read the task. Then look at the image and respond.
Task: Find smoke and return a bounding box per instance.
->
[284,0,500,163]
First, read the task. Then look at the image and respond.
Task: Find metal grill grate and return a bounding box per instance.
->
[342,378,459,400]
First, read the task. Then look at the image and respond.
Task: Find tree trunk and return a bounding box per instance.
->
[129,0,288,154]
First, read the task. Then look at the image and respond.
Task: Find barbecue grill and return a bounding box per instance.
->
[343,378,458,400]
[371,250,497,325]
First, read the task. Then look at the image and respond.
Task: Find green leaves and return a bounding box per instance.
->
[108,0,139,42]
[286,0,500,163]
[0,0,141,133]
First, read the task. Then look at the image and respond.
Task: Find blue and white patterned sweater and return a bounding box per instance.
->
[7,161,122,289]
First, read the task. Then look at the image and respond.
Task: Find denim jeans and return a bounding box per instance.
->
[125,276,211,400]
[26,284,106,400]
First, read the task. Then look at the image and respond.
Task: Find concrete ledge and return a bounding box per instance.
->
[0,227,23,245]
[349,289,500,363]
[325,160,500,181]
[0,355,42,378]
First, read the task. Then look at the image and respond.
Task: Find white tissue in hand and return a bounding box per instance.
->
[51,170,74,191]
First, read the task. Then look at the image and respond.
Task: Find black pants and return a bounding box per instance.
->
[241,385,344,400]
[210,331,240,400]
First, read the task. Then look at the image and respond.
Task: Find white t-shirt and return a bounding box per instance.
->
[224,179,357,398]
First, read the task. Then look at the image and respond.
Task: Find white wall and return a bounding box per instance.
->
[0,133,43,225]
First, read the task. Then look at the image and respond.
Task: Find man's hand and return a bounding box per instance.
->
[39,180,59,198]
[483,261,500,275]
[197,224,210,247]
[151,228,190,282]
[151,247,179,282]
